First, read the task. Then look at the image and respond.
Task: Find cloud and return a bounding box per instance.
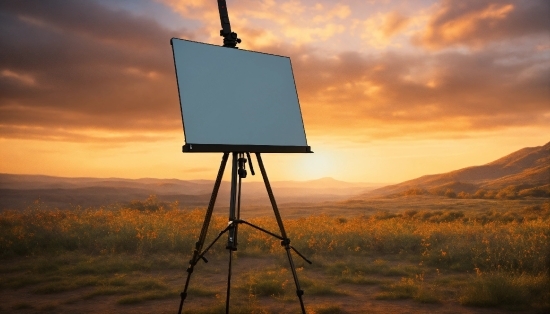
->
[254,40,550,140]
[381,11,410,38]
[353,11,412,49]
[282,23,346,44]
[313,3,351,23]
[0,0,191,141]
[1,0,548,145]
[414,0,550,50]
[1,69,36,86]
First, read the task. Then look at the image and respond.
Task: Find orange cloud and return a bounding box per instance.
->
[0,1,184,142]
[267,42,550,140]
[313,3,351,23]
[1,69,36,86]
[283,23,346,44]
[355,11,411,49]
[421,3,513,49]
[414,0,549,50]
[381,11,410,37]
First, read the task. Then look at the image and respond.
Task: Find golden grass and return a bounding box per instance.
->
[1,203,549,273]
[0,199,549,311]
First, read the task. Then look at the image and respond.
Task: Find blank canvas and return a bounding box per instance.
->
[171,38,310,153]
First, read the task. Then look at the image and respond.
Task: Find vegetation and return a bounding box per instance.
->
[400,184,550,200]
[0,197,549,312]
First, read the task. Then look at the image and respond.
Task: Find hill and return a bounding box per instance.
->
[0,174,381,210]
[360,141,550,199]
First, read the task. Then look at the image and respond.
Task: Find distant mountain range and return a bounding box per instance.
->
[0,174,381,210]
[1,142,548,210]
[361,141,549,198]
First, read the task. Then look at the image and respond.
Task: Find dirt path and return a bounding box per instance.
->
[1,253,537,314]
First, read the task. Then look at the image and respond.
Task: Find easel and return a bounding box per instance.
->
[176,2,311,312]
[177,152,311,314]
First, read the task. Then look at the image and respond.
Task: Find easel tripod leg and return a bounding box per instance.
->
[255,153,307,314]
[226,249,233,314]
[225,152,239,313]
[178,153,229,314]
[285,247,306,313]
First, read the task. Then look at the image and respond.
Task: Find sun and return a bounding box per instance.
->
[294,151,334,180]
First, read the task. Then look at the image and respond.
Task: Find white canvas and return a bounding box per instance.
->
[171,38,308,150]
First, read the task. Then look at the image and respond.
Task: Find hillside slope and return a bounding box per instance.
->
[362,141,550,198]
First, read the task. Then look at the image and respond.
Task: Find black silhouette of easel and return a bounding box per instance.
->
[177,152,311,314]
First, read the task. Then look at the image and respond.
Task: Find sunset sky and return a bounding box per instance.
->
[1,0,549,183]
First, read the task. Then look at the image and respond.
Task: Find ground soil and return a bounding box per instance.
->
[0,253,541,314]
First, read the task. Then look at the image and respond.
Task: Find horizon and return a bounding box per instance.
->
[2,139,547,185]
[1,1,549,183]
[0,172,387,185]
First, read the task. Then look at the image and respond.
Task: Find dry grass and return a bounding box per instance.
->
[0,197,549,312]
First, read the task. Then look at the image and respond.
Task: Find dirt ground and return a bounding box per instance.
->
[0,253,541,314]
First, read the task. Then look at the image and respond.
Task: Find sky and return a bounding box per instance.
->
[0,0,549,183]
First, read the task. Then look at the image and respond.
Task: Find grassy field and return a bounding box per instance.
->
[0,196,549,313]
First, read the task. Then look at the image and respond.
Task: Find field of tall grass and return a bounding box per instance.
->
[1,197,549,313]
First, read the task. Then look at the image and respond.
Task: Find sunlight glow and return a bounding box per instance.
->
[294,151,334,180]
